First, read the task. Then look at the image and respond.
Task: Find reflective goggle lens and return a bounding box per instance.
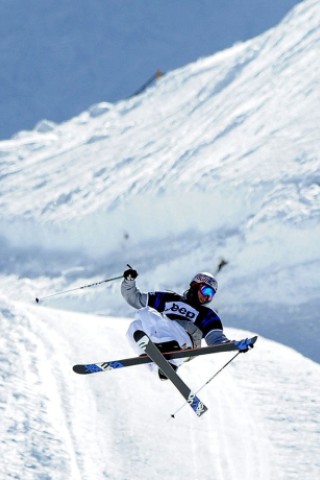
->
[200,284,216,299]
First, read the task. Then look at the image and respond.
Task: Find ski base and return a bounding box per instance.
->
[73,336,258,375]
[133,330,208,417]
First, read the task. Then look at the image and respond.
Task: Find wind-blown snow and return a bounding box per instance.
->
[0,0,320,478]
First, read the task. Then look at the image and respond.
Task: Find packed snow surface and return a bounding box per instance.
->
[0,0,320,478]
[1,297,320,480]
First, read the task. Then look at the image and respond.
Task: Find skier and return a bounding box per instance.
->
[121,267,253,379]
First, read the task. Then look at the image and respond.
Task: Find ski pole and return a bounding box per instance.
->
[170,351,241,419]
[34,266,131,303]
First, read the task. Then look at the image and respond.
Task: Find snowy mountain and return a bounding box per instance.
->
[1,0,320,478]
[1,0,301,139]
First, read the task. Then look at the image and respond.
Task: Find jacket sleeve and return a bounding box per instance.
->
[201,310,230,345]
[121,278,148,309]
[205,329,230,345]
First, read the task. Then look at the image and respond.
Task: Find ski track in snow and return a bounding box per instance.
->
[0,298,82,479]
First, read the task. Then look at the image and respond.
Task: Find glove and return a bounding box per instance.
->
[234,338,254,353]
[123,268,138,280]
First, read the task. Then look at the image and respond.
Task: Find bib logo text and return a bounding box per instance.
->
[164,302,198,320]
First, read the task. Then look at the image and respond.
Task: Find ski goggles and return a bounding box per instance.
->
[199,284,216,300]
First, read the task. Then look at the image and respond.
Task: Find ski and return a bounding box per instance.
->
[73,336,258,374]
[133,330,208,417]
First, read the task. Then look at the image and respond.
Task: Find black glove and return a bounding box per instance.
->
[123,268,138,280]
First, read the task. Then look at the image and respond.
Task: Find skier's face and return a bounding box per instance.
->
[198,284,216,304]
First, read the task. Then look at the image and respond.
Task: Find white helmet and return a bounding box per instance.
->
[190,272,218,293]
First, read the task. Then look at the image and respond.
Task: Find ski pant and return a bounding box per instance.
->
[126,306,193,369]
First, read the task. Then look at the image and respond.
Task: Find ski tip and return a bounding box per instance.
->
[133,330,147,342]
[73,363,104,374]
[72,365,82,374]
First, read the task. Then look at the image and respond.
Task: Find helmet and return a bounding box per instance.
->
[190,272,218,293]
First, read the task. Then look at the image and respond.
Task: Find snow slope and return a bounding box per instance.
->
[1,297,320,480]
[0,0,301,139]
[0,0,320,478]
